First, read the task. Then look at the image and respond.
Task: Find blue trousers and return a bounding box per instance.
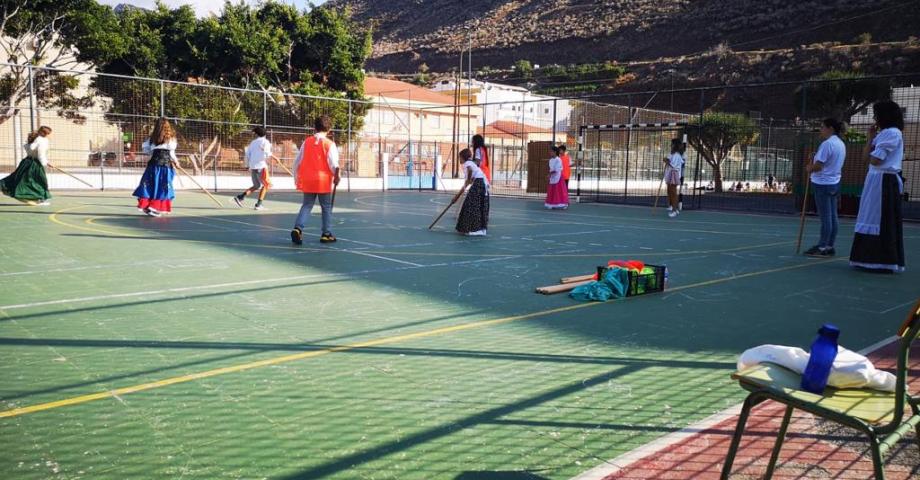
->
[294,193,333,233]
[812,182,839,248]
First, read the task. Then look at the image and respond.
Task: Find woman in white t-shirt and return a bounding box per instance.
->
[455,148,490,236]
[662,138,685,218]
[804,118,846,256]
[1,126,53,205]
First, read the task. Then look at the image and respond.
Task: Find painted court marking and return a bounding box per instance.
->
[0,257,839,419]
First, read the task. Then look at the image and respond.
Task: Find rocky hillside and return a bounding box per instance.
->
[326,0,920,73]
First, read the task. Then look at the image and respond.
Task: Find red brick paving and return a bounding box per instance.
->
[602,341,919,480]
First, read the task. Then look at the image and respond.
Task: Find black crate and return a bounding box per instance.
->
[596,264,666,297]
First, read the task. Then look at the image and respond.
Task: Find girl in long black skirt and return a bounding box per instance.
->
[455,148,490,236]
[850,100,905,273]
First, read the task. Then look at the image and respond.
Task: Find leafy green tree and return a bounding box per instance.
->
[682,112,760,192]
[795,71,892,122]
[514,60,534,79]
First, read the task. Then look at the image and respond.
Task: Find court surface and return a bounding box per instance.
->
[0,190,917,480]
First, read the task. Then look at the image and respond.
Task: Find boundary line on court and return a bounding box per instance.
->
[0,257,840,419]
[569,334,901,480]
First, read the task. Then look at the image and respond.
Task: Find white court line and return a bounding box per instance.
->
[569,335,901,480]
[337,248,424,267]
[0,258,203,277]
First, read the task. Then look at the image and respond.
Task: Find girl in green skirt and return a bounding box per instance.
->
[1,126,53,205]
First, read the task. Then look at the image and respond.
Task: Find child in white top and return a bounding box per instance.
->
[1,126,53,205]
[663,138,685,217]
[234,126,274,210]
[455,148,490,235]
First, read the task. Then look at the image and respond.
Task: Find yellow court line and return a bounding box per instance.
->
[0,256,840,419]
[49,206,143,238]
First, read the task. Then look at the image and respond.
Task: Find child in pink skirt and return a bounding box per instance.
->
[545,145,569,209]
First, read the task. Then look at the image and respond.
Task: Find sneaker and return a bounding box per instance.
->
[233,195,244,207]
[144,208,161,217]
[320,232,337,243]
[668,210,679,218]
[254,202,265,211]
[803,245,822,256]
[290,227,303,245]
[37,200,50,206]
[819,247,836,257]
[468,229,487,236]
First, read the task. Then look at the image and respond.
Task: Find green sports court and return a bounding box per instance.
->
[1,190,917,479]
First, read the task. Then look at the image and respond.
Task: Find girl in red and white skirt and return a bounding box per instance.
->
[545,145,569,209]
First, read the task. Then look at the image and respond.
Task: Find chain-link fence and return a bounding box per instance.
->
[2,63,918,219]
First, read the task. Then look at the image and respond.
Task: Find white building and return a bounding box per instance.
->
[431,79,572,134]
[849,86,918,124]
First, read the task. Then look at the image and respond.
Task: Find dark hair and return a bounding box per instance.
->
[471,134,485,150]
[253,126,267,137]
[873,100,904,130]
[551,145,561,155]
[558,144,567,152]
[314,115,333,132]
[821,118,844,136]
[670,138,686,154]
[459,148,472,160]
[149,118,175,145]
[27,125,52,143]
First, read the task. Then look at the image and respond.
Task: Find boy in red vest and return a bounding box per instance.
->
[559,144,573,188]
[291,115,340,245]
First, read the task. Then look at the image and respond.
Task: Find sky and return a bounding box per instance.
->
[96,0,324,17]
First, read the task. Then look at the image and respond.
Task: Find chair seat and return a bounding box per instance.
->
[732,363,898,425]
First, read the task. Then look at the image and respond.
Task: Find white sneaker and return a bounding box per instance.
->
[145,208,161,217]
[667,206,673,212]
[37,200,51,206]
[254,203,265,211]
[468,229,487,236]
[668,210,679,218]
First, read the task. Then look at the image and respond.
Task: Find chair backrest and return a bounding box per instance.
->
[886,299,920,433]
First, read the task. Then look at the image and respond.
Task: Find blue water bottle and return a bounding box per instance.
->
[800,324,840,394]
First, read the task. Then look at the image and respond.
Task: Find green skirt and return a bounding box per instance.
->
[1,157,50,201]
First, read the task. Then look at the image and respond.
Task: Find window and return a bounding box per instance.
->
[859,107,868,116]
[382,111,395,125]
[544,108,550,114]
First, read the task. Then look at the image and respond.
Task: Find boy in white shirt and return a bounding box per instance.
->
[234,126,273,210]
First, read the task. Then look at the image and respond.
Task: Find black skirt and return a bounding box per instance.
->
[850,173,905,271]
[456,179,489,233]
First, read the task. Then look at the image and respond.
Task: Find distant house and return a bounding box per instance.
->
[432,79,571,134]
[358,77,481,176]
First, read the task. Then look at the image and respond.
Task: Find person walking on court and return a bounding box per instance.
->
[133,118,178,217]
[455,148,490,236]
[850,100,905,272]
[1,126,52,205]
[559,144,573,188]
[291,115,340,245]
[472,134,492,184]
[804,118,846,257]
[544,145,569,209]
[234,126,272,211]
[663,138,685,218]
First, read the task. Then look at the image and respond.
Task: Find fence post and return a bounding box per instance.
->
[213,145,218,193]
[262,91,268,128]
[27,65,35,131]
[624,95,632,201]
[159,80,165,117]
[347,101,353,193]
[551,99,557,145]
[693,89,705,209]
[100,151,105,191]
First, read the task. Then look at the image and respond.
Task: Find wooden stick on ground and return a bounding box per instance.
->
[535,280,593,295]
[429,186,466,230]
[47,164,95,189]
[172,162,223,208]
[560,274,595,284]
[795,172,811,254]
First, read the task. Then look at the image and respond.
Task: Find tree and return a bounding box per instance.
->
[682,112,759,192]
[795,71,891,122]
[513,60,533,79]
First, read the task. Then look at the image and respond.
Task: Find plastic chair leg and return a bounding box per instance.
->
[720,395,757,480]
[870,436,886,480]
[764,405,794,479]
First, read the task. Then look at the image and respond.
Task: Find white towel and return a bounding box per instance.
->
[737,344,896,392]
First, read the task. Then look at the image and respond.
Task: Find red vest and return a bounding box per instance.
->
[296,136,334,194]
[476,146,492,183]
[561,153,572,180]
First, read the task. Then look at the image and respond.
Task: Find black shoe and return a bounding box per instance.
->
[803,245,822,256]
[290,228,303,245]
[320,232,337,243]
[819,247,835,256]
[234,195,244,207]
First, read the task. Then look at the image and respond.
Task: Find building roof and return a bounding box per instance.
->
[364,77,455,106]
[478,120,553,139]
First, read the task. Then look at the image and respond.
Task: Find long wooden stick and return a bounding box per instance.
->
[272,156,293,176]
[47,164,95,189]
[536,280,592,295]
[172,162,223,208]
[429,186,466,230]
[652,167,666,211]
[795,173,811,254]
[331,182,338,208]
[560,274,595,284]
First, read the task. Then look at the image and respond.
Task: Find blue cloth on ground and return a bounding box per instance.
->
[569,267,629,302]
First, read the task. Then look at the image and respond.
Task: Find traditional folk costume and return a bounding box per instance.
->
[133,139,178,214]
[850,128,905,272]
[456,159,490,235]
[291,132,339,244]
[545,155,569,209]
[474,146,492,184]
[1,136,51,204]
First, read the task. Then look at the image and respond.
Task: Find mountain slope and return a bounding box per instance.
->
[327,0,919,73]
